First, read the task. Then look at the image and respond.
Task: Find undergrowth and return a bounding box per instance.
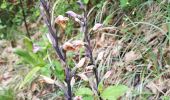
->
[1,0,170,100]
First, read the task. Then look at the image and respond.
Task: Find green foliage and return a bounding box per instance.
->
[120,0,129,8]
[76,87,93,96]
[40,64,51,77]
[101,85,128,100]
[103,14,114,25]
[98,81,104,93]
[75,87,94,100]
[53,61,65,81]
[161,96,170,100]
[14,49,37,65]
[0,88,15,100]
[81,0,89,4]
[119,0,144,10]
[23,37,33,52]
[0,0,39,39]
[14,48,46,67]
[19,66,41,89]
[14,37,50,88]
[0,1,21,39]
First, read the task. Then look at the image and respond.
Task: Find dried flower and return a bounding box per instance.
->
[55,15,69,29]
[62,40,85,52]
[72,40,85,50]
[63,42,75,51]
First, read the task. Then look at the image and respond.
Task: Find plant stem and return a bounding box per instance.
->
[65,67,72,100]
[83,8,102,100]
[40,1,72,100]
[19,0,31,39]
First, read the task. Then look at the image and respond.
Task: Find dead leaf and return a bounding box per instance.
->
[97,51,105,61]
[124,51,141,63]
[144,33,159,43]
[76,57,86,68]
[39,75,55,84]
[71,77,75,88]
[165,65,170,68]
[125,65,136,72]
[100,33,105,42]
[147,61,154,70]
[85,65,94,72]
[146,81,159,94]
[112,41,123,57]
[0,58,6,65]
[1,72,13,86]
[31,83,37,92]
[46,33,56,46]
[77,73,88,81]
[103,70,112,79]
[162,24,168,33]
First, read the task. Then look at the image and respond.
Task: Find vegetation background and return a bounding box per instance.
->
[1,0,170,100]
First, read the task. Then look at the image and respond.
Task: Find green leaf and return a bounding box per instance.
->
[23,37,33,52]
[161,96,170,100]
[98,81,104,93]
[0,25,6,29]
[53,61,65,81]
[14,49,36,65]
[29,52,45,66]
[1,2,7,9]
[101,85,128,100]
[81,0,89,4]
[19,67,41,89]
[120,0,129,8]
[0,88,15,100]
[103,14,113,25]
[76,87,93,96]
[40,64,51,77]
[83,95,94,100]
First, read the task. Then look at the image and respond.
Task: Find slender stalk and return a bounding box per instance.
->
[40,0,72,99]
[19,0,31,39]
[65,67,72,100]
[40,0,65,62]
[83,8,102,100]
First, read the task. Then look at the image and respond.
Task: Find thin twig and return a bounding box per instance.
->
[83,7,102,100]
[19,0,31,39]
